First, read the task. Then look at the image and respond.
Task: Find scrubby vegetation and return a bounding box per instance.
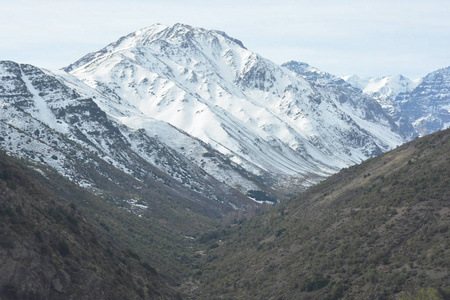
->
[0,151,183,299]
[1,127,449,299]
[190,129,450,299]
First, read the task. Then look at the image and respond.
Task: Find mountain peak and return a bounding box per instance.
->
[422,65,450,81]
[65,23,247,73]
[60,24,405,195]
[138,23,247,49]
[144,23,195,39]
[282,60,340,85]
[341,73,416,97]
[282,61,314,73]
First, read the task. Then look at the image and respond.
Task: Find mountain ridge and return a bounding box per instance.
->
[1,23,448,219]
[341,67,450,138]
[0,60,260,222]
[63,24,405,193]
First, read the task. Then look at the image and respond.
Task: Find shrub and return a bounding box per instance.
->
[209,243,219,249]
[300,274,330,292]
[141,262,158,275]
[57,241,70,257]
[2,283,18,299]
[34,231,43,243]
[0,236,15,249]
[275,228,286,237]
[125,248,141,261]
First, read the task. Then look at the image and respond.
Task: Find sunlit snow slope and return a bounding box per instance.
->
[66,24,405,192]
[0,60,258,216]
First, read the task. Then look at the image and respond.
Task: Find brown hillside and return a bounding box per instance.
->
[0,152,182,300]
[193,129,450,299]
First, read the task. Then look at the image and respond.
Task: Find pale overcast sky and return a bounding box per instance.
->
[1,0,449,79]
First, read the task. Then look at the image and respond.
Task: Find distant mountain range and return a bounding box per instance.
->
[340,68,450,138]
[1,23,449,216]
[282,60,450,139]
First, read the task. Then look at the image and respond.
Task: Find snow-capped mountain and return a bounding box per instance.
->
[341,74,419,119]
[0,60,259,219]
[282,60,404,136]
[342,68,450,138]
[341,74,419,101]
[65,23,404,193]
[394,66,450,137]
[1,23,414,220]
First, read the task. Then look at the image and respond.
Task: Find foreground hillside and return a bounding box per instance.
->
[192,128,450,299]
[0,151,187,299]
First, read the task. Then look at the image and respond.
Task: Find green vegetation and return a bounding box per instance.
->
[246,190,277,202]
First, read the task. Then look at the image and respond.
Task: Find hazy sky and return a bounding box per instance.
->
[2,0,449,79]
